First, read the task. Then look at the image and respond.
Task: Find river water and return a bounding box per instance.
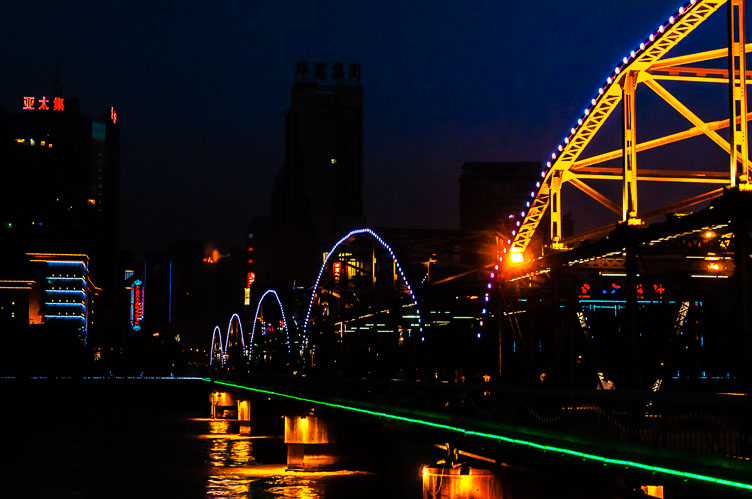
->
[2,379,419,498]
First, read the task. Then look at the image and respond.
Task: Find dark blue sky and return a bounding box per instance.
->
[0,1,730,251]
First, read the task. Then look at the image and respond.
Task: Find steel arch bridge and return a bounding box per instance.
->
[301,228,423,375]
[484,0,752,389]
[500,0,750,265]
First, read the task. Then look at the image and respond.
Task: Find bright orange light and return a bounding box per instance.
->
[640,485,664,498]
[704,231,716,239]
[510,251,524,264]
[422,466,428,478]
[707,262,721,271]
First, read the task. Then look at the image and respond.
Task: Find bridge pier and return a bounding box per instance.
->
[422,466,503,499]
[237,399,251,435]
[209,391,237,419]
[284,413,339,471]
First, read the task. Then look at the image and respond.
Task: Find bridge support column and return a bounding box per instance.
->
[237,399,251,435]
[728,0,749,188]
[622,70,640,224]
[284,414,339,471]
[210,391,237,419]
[550,172,563,249]
[421,466,503,499]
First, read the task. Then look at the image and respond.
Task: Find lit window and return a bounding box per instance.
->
[15,138,24,144]
[30,139,35,146]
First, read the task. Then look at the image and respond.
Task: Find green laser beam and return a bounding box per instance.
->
[203,378,752,492]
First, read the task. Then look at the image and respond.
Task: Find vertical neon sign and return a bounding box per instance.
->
[131,279,144,331]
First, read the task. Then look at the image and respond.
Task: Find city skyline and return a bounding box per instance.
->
[0,1,724,252]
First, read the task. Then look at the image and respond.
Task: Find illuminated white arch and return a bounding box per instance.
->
[249,289,291,359]
[301,228,422,355]
[209,325,223,366]
[224,313,247,360]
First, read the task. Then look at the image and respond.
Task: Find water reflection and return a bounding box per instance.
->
[210,419,230,434]
[207,476,256,498]
[200,419,379,499]
[259,476,319,499]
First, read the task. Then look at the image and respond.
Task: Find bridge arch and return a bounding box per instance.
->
[301,228,422,356]
[209,325,223,366]
[224,312,247,363]
[249,289,291,360]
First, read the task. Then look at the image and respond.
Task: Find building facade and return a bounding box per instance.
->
[267,62,366,288]
[0,88,120,350]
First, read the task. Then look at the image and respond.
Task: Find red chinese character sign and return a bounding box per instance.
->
[22,95,64,111]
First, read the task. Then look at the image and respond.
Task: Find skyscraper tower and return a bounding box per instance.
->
[269,61,366,287]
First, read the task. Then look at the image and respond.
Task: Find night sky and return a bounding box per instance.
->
[0,1,730,252]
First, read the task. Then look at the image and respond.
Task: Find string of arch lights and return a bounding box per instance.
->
[301,228,423,356]
[225,313,246,359]
[209,326,223,366]
[208,314,247,366]
[249,289,292,359]
[486,0,712,313]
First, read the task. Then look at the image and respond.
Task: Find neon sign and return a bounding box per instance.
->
[110,106,117,124]
[332,261,342,283]
[23,96,64,111]
[130,279,144,331]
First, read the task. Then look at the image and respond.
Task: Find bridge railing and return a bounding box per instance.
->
[234,374,752,464]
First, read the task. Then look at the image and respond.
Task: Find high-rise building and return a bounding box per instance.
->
[267,61,366,287]
[0,85,120,346]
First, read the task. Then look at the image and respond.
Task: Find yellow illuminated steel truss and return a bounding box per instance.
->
[512,0,750,256]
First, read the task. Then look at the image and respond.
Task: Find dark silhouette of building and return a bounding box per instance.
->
[0,84,120,349]
[267,63,366,288]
